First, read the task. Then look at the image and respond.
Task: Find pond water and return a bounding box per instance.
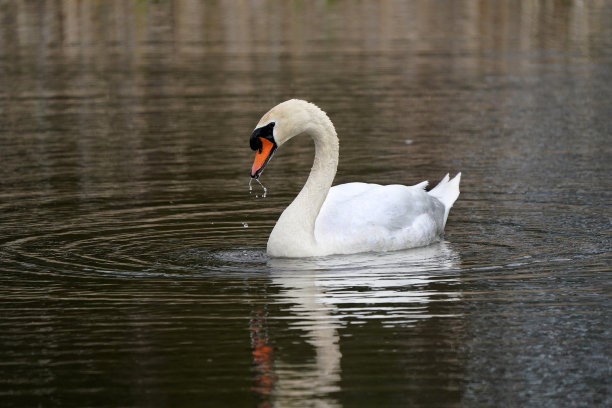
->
[1,1,611,407]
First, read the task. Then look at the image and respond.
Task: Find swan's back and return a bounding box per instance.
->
[314,177,458,255]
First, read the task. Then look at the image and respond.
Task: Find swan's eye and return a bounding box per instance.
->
[261,122,275,138]
[250,122,276,152]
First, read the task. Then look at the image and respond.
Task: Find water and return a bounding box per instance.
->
[1,1,611,407]
[250,178,267,199]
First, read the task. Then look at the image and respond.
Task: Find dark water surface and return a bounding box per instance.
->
[1,1,611,407]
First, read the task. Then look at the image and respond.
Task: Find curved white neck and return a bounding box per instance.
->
[267,111,339,257]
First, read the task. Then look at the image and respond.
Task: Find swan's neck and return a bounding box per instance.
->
[268,116,338,257]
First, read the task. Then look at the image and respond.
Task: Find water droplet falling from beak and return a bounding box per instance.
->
[249,177,267,198]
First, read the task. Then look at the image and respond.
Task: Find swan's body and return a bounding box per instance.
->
[249,99,461,258]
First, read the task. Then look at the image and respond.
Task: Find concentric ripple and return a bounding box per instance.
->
[1,201,272,278]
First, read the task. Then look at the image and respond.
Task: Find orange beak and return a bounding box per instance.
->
[251,137,277,179]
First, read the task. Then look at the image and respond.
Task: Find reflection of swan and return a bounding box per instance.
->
[270,242,461,316]
[267,271,343,408]
[249,99,461,257]
[259,242,460,406]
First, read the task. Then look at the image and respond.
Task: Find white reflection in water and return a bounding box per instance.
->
[258,241,460,406]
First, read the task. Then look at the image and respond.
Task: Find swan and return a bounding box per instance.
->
[249,99,461,258]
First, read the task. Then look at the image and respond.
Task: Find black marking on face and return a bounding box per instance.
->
[251,145,277,179]
[250,122,275,152]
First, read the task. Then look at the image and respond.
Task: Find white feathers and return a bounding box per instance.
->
[427,173,462,226]
[252,99,461,257]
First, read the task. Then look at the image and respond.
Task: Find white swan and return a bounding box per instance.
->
[249,99,461,258]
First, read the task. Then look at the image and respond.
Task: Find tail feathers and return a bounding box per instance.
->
[428,172,461,226]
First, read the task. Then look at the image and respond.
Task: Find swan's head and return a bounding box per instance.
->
[249,100,313,179]
[249,122,277,179]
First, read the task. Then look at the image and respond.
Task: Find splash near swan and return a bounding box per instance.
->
[249,177,267,198]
